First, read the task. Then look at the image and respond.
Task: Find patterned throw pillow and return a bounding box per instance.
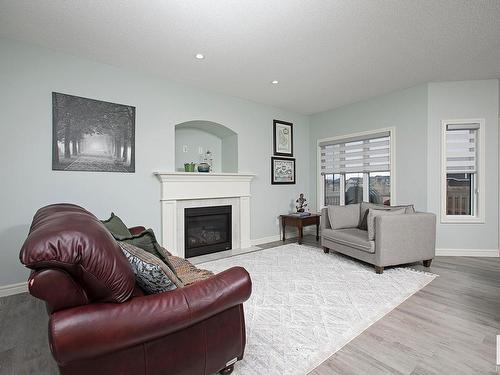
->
[118,242,183,294]
[113,229,177,273]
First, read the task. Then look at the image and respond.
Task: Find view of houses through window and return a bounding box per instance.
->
[324,172,390,206]
[320,130,392,207]
[446,173,473,215]
[444,123,479,217]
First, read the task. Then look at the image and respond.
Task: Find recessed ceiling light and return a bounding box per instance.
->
[195,53,205,60]
[271,80,279,85]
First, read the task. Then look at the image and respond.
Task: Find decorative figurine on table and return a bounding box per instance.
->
[295,193,308,213]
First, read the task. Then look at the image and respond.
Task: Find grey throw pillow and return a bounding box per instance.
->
[391,204,416,214]
[118,241,181,294]
[359,203,415,230]
[367,208,406,240]
[327,203,361,229]
[359,202,390,230]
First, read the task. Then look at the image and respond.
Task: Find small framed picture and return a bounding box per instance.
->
[273,120,293,157]
[271,157,296,185]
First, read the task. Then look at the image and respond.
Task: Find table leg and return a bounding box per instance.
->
[298,225,303,244]
[282,219,286,242]
[316,222,320,241]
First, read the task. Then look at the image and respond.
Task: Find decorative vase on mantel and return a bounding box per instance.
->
[184,162,195,172]
[197,163,210,172]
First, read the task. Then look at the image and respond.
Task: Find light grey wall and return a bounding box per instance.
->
[309,85,429,212]
[221,134,238,173]
[427,80,499,250]
[309,80,500,252]
[175,128,222,172]
[0,39,310,286]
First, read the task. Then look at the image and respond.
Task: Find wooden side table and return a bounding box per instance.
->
[280,214,320,245]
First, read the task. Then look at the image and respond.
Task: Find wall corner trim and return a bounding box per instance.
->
[435,248,499,257]
[0,281,28,298]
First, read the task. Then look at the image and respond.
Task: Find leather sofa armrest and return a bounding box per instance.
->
[49,266,252,365]
[321,207,331,230]
[128,226,146,235]
[375,213,436,266]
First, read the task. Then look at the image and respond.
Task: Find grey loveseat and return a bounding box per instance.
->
[321,202,436,273]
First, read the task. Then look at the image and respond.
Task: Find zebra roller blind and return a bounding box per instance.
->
[445,123,479,174]
[320,131,391,175]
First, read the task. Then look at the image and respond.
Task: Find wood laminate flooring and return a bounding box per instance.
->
[0,235,499,374]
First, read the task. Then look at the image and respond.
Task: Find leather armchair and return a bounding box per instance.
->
[20,204,252,375]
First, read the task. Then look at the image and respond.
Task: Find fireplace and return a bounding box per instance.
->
[184,205,232,258]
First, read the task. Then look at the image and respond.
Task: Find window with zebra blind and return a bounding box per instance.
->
[318,129,394,207]
[441,119,485,223]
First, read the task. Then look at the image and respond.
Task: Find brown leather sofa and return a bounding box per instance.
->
[19,204,252,375]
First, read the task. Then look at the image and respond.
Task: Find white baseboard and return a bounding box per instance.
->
[0,281,28,298]
[251,235,281,246]
[436,248,499,257]
[250,227,317,246]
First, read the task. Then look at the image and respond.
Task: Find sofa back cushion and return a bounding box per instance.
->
[20,204,135,303]
[327,203,360,229]
[359,202,415,230]
[367,208,406,240]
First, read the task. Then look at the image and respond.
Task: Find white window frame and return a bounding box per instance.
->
[317,127,396,209]
[440,119,485,224]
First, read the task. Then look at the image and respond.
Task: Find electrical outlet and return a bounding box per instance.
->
[182,145,188,153]
[198,146,203,154]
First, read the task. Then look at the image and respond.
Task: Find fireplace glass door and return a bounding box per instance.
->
[184,205,232,258]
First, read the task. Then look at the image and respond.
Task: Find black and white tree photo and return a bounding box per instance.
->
[52,92,135,172]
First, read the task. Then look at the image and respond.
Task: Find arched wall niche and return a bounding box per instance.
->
[174,120,238,173]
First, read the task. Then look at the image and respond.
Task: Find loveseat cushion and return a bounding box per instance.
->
[359,202,391,230]
[20,204,135,303]
[367,208,406,240]
[327,203,360,229]
[359,202,415,230]
[322,228,375,253]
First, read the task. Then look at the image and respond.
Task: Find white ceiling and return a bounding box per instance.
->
[1,0,499,114]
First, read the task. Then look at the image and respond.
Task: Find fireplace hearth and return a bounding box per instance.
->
[184,205,232,258]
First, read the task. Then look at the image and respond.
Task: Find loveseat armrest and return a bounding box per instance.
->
[49,266,252,365]
[321,207,331,230]
[375,213,436,266]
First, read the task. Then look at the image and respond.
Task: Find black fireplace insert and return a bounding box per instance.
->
[184,205,232,258]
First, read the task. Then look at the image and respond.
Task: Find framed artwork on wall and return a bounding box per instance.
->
[271,156,296,184]
[273,119,293,157]
[52,92,135,173]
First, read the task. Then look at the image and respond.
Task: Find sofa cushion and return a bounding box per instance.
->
[392,204,416,214]
[20,204,135,303]
[101,212,132,237]
[359,203,415,230]
[359,202,390,230]
[327,203,360,229]
[118,242,180,293]
[367,208,406,240]
[322,228,375,253]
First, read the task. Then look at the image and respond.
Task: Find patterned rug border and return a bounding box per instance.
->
[203,243,437,375]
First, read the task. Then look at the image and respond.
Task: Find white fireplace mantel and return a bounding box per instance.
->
[154,172,255,257]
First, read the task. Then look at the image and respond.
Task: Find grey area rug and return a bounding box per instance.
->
[203,243,436,375]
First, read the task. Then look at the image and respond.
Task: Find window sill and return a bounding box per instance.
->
[441,216,484,224]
